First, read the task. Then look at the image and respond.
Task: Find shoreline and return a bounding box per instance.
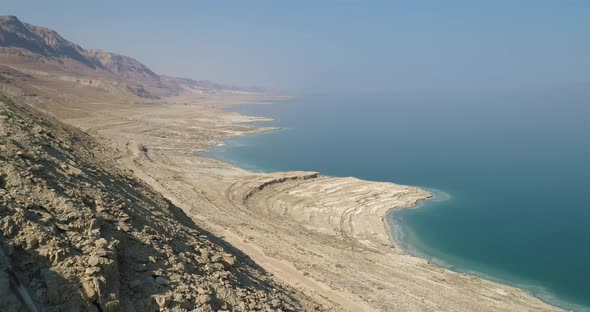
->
[62,92,564,311]
[387,196,587,312]
[205,98,579,312]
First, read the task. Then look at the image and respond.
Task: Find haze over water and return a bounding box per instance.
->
[205,90,590,311]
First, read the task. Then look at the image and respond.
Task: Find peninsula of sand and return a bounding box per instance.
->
[0,16,562,311]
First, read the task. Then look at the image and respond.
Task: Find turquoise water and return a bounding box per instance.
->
[204,91,590,311]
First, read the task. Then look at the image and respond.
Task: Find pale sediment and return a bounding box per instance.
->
[232,171,432,250]
[0,15,572,311]
[58,94,563,311]
[0,95,320,312]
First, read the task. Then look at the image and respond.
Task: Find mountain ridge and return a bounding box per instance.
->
[0,16,262,97]
[0,16,157,81]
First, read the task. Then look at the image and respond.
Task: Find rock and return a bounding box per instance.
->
[88,255,101,266]
[195,303,214,312]
[95,238,108,248]
[153,293,172,308]
[210,254,222,263]
[29,164,44,172]
[25,237,39,250]
[85,267,101,276]
[88,219,100,231]
[270,299,281,308]
[172,261,186,272]
[174,293,191,309]
[197,294,212,305]
[199,248,209,260]
[221,255,236,270]
[117,223,131,232]
[81,280,97,302]
[56,223,69,231]
[0,95,314,312]
[101,298,120,312]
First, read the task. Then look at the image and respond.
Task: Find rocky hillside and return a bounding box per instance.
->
[86,49,160,82]
[0,16,153,82]
[0,16,263,98]
[0,93,320,311]
[0,16,99,68]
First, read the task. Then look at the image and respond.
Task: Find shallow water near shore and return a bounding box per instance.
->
[204,91,590,311]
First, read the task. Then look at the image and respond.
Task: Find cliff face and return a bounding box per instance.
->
[0,93,319,311]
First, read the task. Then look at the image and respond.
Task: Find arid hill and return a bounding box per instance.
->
[0,92,321,311]
[0,16,259,99]
[86,49,160,83]
[0,15,99,68]
[0,15,565,312]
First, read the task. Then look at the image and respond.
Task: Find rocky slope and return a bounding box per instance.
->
[86,49,160,83]
[0,93,321,311]
[0,16,263,99]
[0,16,147,80]
[0,15,565,312]
[0,16,98,68]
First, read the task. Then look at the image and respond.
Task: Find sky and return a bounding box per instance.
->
[4,1,590,93]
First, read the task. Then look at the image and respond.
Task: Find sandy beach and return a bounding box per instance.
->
[54,92,562,312]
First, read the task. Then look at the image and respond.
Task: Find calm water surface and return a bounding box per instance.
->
[204,91,590,311]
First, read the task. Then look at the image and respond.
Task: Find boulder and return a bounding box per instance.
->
[81,280,97,302]
[197,294,212,305]
[153,293,171,309]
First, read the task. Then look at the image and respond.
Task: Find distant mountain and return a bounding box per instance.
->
[0,15,263,97]
[161,75,265,93]
[86,49,160,82]
[0,16,158,82]
[0,16,102,69]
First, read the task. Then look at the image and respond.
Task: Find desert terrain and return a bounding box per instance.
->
[0,16,563,311]
[61,94,563,312]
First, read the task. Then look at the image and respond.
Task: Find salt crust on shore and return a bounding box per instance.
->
[61,92,563,312]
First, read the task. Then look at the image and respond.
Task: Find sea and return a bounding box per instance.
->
[203,90,590,311]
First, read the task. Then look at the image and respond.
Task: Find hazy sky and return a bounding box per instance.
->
[4,1,590,93]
